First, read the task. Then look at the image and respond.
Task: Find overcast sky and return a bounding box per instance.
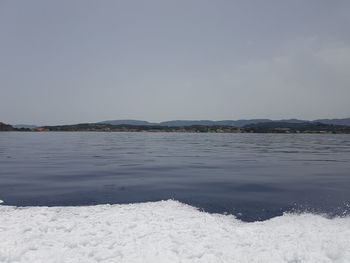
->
[1,0,349,125]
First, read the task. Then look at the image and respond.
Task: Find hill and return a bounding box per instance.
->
[0,122,15,131]
[313,118,350,127]
[37,121,350,133]
[244,122,350,133]
[99,118,350,127]
[99,120,156,126]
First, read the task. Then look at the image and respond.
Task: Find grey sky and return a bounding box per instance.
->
[1,0,349,125]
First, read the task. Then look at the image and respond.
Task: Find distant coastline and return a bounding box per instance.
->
[2,120,350,134]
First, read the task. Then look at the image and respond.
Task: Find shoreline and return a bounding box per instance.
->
[2,130,350,134]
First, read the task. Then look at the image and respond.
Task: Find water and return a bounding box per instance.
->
[0,132,349,221]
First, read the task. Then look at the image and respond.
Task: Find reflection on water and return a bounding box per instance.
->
[0,132,349,221]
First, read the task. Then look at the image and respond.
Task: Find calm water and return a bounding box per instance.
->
[0,132,349,221]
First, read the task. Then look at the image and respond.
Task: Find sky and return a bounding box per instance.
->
[1,0,349,125]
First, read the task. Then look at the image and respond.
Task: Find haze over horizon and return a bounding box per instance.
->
[1,0,350,125]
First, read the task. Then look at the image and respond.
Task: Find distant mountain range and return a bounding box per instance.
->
[2,118,350,133]
[6,117,350,130]
[98,120,157,126]
[99,118,350,127]
[31,121,350,134]
[244,121,350,133]
[313,118,350,127]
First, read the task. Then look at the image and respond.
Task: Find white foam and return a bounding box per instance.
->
[0,200,349,263]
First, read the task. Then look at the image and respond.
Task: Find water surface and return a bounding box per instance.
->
[0,132,349,221]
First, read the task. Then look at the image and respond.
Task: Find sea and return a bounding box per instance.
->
[0,132,349,222]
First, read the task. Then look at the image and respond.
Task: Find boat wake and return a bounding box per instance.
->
[0,200,349,262]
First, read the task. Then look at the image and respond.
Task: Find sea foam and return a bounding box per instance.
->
[0,200,349,263]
